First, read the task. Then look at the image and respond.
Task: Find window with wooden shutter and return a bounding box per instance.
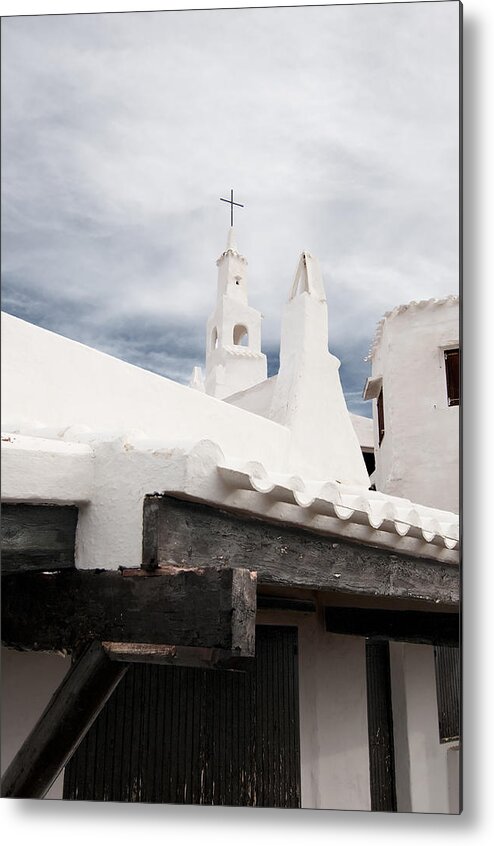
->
[377,388,385,445]
[434,645,460,743]
[444,348,460,407]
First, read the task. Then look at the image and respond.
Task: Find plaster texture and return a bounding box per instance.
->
[268,252,369,486]
[224,376,374,452]
[349,413,374,452]
[368,298,459,513]
[1,433,94,504]
[389,642,460,814]
[1,312,289,474]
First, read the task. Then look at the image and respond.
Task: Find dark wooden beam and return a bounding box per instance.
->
[257,596,316,613]
[2,565,256,657]
[325,606,459,646]
[144,495,459,608]
[1,641,127,799]
[1,503,78,575]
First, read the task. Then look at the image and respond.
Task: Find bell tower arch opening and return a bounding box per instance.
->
[233,324,249,346]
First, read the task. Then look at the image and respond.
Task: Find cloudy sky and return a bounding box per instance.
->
[1,2,460,416]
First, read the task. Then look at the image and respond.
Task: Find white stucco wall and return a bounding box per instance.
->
[349,413,374,452]
[1,647,70,800]
[225,378,374,453]
[258,611,370,811]
[1,312,287,473]
[300,626,370,811]
[224,374,278,415]
[370,300,459,512]
[204,339,267,400]
[1,434,94,505]
[389,641,460,814]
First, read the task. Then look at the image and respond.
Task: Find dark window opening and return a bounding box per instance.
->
[362,449,376,475]
[444,348,460,407]
[377,389,385,446]
[434,645,460,743]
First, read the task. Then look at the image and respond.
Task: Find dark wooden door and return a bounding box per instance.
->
[63,625,300,807]
[365,640,397,812]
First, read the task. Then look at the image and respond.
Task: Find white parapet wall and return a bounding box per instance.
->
[1,312,290,474]
[1,433,94,504]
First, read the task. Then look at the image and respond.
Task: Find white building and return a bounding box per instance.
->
[363,297,460,513]
[1,229,460,813]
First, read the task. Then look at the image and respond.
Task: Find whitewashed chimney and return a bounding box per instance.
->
[269,251,369,485]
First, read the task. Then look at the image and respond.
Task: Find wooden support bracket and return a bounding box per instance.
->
[1,641,128,799]
[102,642,253,670]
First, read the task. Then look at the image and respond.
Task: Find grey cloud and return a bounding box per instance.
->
[2,3,459,417]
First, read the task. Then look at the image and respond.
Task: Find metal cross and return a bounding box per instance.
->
[220,189,244,228]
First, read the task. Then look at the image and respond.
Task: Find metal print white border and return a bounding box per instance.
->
[0,4,470,836]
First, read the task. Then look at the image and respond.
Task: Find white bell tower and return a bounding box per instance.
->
[205,227,267,399]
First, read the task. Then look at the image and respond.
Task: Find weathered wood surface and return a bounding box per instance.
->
[64,627,301,807]
[2,565,256,656]
[257,596,317,613]
[102,642,254,670]
[1,504,78,574]
[366,641,397,812]
[325,606,459,646]
[144,496,460,608]
[1,641,128,799]
[434,646,460,741]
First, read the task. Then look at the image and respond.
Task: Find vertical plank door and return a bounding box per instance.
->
[64,626,300,807]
